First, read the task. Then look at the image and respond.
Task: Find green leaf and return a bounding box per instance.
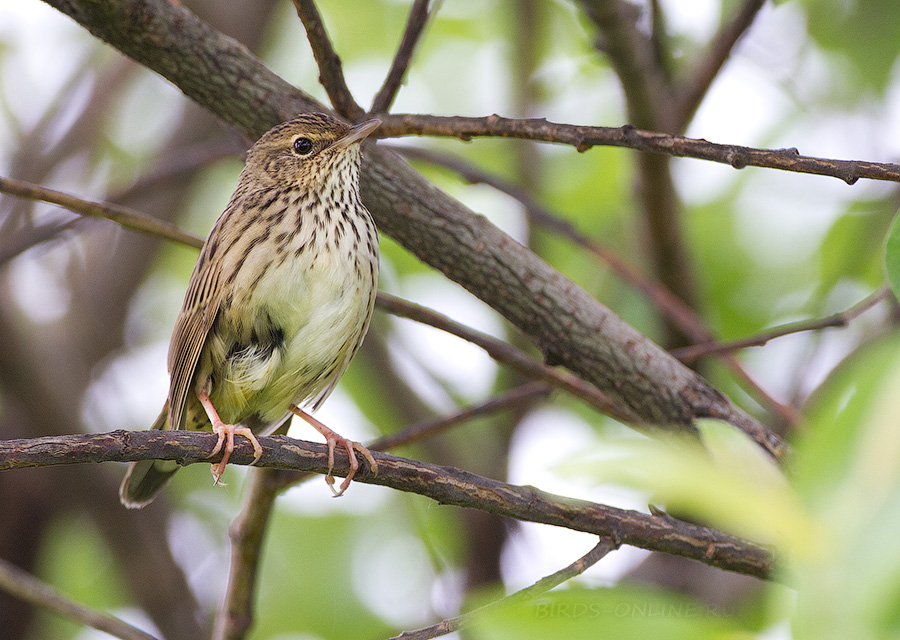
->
[884,211,900,304]
[821,199,895,293]
[564,424,814,553]
[804,0,900,93]
[790,330,900,639]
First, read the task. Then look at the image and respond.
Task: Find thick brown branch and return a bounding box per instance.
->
[291,0,364,119]
[392,146,798,425]
[377,114,900,185]
[0,431,775,579]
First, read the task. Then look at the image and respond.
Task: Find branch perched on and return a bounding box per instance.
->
[0,430,774,580]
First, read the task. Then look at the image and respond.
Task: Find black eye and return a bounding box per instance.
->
[293,137,314,155]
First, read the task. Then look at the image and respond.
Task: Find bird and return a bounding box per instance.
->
[120,112,381,508]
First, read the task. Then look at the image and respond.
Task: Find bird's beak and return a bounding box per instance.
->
[333,119,381,150]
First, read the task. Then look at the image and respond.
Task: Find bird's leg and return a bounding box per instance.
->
[289,405,378,496]
[198,390,263,484]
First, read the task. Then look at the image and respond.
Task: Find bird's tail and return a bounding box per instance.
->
[119,406,179,509]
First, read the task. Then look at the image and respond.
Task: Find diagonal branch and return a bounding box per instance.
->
[0,430,775,580]
[0,175,204,249]
[394,145,799,425]
[672,287,891,364]
[269,381,552,492]
[370,381,551,451]
[377,293,641,423]
[291,0,365,120]
[0,558,158,640]
[388,537,617,640]
[370,0,436,114]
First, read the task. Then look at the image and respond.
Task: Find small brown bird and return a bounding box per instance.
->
[120,113,381,508]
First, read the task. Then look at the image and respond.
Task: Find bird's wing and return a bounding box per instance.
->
[167,245,224,432]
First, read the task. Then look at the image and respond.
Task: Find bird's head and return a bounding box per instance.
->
[245,112,380,191]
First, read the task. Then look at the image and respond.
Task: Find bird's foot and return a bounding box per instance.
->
[290,405,377,496]
[209,422,264,485]
[199,390,263,485]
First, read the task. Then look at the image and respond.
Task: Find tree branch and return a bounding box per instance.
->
[0,430,774,579]
[0,558,158,640]
[376,114,900,185]
[672,287,891,364]
[291,0,365,120]
[212,468,284,640]
[393,145,799,425]
[388,537,617,640]
[576,0,673,130]
[370,381,551,452]
[376,293,641,423]
[42,0,787,465]
[370,0,436,114]
[0,175,204,249]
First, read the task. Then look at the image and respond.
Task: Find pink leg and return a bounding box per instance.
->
[198,390,263,484]
[290,405,378,496]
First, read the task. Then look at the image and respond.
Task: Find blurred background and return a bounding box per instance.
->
[2,1,900,638]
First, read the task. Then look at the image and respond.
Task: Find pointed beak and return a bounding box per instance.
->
[333,119,381,151]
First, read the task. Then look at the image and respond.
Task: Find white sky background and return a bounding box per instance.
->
[4,0,900,626]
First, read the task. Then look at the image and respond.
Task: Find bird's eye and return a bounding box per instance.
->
[292,137,314,156]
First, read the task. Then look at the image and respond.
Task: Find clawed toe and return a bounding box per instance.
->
[291,405,377,496]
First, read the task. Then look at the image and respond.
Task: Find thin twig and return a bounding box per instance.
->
[370,0,436,113]
[0,558,159,640]
[0,175,204,249]
[375,114,900,185]
[376,292,641,424]
[388,537,617,640]
[0,430,775,579]
[291,0,365,120]
[672,287,891,364]
[673,0,767,130]
[212,468,285,640]
[371,381,551,451]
